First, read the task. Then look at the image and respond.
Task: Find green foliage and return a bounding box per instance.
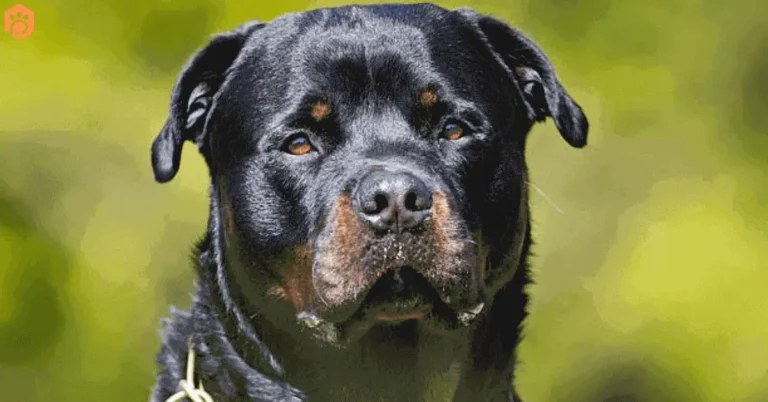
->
[1,0,766,400]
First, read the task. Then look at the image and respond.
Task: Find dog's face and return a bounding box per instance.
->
[151,4,587,345]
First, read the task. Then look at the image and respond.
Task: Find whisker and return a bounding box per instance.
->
[525,180,564,214]
[311,266,330,307]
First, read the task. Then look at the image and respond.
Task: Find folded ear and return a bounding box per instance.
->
[151,21,264,183]
[457,9,588,148]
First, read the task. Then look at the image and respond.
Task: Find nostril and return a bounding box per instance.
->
[361,193,389,215]
[372,193,389,214]
[403,189,432,212]
[404,191,418,212]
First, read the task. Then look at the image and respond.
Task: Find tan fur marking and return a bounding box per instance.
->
[266,285,287,299]
[271,244,315,311]
[311,101,331,121]
[431,191,464,255]
[419,89,438,108]
[427,190,471,284]
[312,194,370,307]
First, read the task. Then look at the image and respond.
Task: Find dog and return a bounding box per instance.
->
[149,3,588,401]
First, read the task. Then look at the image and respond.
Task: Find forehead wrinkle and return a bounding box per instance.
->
[346,106,414,143]
[296,7,430,59]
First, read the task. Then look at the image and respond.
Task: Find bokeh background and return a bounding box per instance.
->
[1,0,767,400]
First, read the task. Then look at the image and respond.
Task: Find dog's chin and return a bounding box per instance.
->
[296,267,485,347]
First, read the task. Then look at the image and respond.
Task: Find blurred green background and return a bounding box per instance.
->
[1,0,767,400]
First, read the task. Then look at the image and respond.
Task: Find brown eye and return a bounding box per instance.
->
[284,134,314,155]
[442,122,465,140]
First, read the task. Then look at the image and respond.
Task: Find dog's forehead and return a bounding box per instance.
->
[232,5,481,103]
[256,6,444,94]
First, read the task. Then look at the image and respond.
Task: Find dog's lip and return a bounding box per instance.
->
[295,299,486,346]
[320,266,484,325]
[361,289,436,323]
[374,308,431,322]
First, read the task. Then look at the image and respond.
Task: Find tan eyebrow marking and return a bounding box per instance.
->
[311,101,332,121]
[419,89,438,108]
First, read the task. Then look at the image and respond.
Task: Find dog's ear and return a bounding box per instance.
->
[458,9,588,148]
[151,21,264,183]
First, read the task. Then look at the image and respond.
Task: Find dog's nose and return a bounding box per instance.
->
[353,171,432,232]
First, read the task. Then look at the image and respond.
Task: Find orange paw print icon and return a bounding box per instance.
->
[4,4,34,39]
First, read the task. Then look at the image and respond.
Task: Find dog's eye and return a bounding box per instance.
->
[283,134,314,155]
[441,122,465,141]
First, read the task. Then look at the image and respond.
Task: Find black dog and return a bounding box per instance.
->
[149,4,587,401]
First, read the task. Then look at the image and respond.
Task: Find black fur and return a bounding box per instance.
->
[149,4,587,401]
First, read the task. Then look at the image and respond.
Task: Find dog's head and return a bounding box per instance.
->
[151,4,587,345]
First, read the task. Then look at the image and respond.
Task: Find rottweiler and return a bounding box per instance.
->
[149,3,588,402]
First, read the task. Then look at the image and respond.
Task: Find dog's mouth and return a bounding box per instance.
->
[297,266,485,346]
[352,266,446,321]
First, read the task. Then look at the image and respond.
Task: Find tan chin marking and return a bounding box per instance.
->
[269,244,315,311]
